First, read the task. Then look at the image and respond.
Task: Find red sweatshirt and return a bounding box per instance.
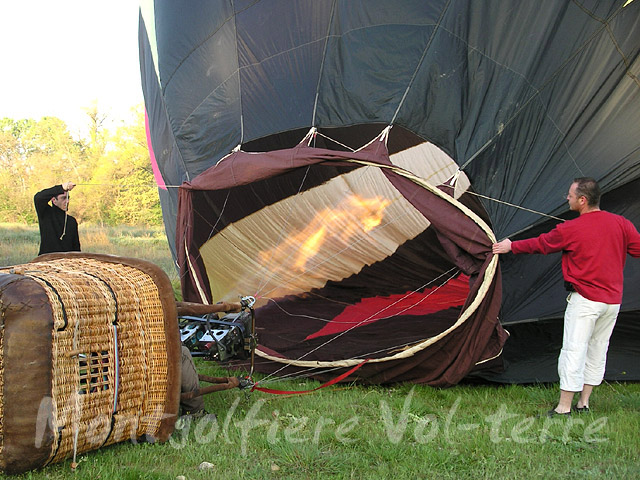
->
[511,210,640,304]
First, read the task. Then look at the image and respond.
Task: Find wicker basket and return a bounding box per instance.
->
[0,253,180,475]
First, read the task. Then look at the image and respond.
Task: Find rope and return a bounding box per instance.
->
[248,268,500,385]
[71,417,80,470]
[172,129,499,380]
[260,266,459,326]
[455,3,633,174]
[252,359,368,395]
[252,194,411,300]
[231,0,245,146]
[75,183,184,188]
[59,210,68,240]
[390,0,453,125]
[310,0,337,127]
[253,165,313,296]
[172,130,507,382]
[256,267,461,384]
[252,337,421,385]
[250,157,499,373]
[465,191,565,222]
[313,131,357,152]
[177,189,232,298]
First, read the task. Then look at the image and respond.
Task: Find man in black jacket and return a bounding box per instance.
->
[34,182,81,255]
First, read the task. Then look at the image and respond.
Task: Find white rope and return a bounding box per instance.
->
[390,0,453,125]
[59,210,68,240]
[313,131,357,152]
[254,159,499,371]
[311,0,337,127]
[253,164,313,296]
[253,127,393,298]
[257,266,461,384]
[185,238,209,304]
[253,194,414,300]
[184,136,498,376]
[75,182,184,188]
[465,190,565,222]
[176,131,501,378]
[71,414,80,469]
[178,189,231,291]
[260,265,459,325]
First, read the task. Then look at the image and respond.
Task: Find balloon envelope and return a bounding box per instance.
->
[140,1,640,384]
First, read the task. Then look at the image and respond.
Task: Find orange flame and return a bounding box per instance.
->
[260,194,390,273]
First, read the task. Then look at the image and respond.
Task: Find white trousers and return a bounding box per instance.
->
[558,292,620,392]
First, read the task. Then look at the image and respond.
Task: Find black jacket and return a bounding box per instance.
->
[34,185,81,255]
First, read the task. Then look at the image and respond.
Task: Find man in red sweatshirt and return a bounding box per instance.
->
[493,178,640,416]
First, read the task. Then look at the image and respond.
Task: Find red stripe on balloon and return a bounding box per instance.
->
[305,275,469,340]
[145,108,167,190]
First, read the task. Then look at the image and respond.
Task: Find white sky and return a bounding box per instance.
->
[0,1,144,138]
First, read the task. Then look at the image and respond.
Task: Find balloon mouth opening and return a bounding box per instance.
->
[180,124,496,369]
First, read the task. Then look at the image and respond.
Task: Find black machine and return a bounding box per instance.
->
[179,296,256,362]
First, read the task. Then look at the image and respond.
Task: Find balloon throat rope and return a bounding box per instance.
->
[256,266,460,385]
[60,210,68,240]
[466,190,565,222]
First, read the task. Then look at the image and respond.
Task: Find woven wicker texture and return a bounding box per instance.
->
[0,257,172,466]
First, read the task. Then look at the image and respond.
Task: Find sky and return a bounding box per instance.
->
[0,1,144,138]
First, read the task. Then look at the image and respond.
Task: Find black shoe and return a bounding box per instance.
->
[546,408,571,418]
[189,408,210,419]
[180,407,208,418]
[572,405,590,414]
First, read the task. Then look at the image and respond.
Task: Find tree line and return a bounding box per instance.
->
[0,106,162,226]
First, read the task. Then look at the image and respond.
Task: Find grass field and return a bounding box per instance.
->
[0,222,179,286]
[1,223,639,479]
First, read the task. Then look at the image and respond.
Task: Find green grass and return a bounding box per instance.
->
[0,222,179,287]
[4,368,639,479]
[1,223,639,479]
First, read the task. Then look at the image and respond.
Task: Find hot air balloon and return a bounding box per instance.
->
[139,0,640,386]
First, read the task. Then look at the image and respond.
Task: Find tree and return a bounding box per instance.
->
[102,106,162,225]
[0,106,161,227]
[0,117,86,222]
[84,101,108,158]
[73,105,162,226]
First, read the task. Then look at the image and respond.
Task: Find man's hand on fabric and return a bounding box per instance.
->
[492,239,512,254]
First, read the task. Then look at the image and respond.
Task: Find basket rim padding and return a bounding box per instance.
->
[0,273,56,474]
